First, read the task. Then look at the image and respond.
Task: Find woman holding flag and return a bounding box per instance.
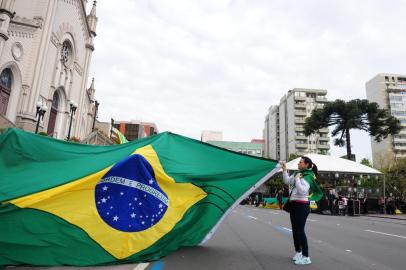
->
[281,156,323,265]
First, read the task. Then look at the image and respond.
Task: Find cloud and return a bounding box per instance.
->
[90,0,406,161]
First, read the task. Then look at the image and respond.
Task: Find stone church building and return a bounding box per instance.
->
[0,0,98,140]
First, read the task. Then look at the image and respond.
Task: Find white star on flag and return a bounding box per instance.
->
[102,186,108,191]
[149,179,154,185]
[101,198,107,203]
[159,203,163,208]
[120,192,124,196]
[113,216,119,221]
[130,213,136,218]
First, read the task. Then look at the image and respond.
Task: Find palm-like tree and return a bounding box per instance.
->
[304,99,401,160]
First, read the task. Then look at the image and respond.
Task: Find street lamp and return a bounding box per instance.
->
[66,100,77,140]
[35,101,48,134]
[110,118,114,138]
[92,100,99,132]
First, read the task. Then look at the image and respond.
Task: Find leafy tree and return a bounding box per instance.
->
[382,158,406,199]
[360,158,373,168]
[288,153,299,161]
[304,99,401,160]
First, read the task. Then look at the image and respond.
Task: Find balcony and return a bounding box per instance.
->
[296,151,308,156]
[294,110,307,117]
[294,103,306,109]
[315,104,324,109]
[295,135,307,140]
[295,126,304,132]
[318,136,330,141]
[295,118,306,124]
[317,144,330,150]
[316,97,328,103]
[394,137,406,143]
[294,96,306,101]
[394,145,406,150]
[319,128,329,133]
[296,143,308,148]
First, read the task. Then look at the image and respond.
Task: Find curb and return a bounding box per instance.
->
[366,215,406,221]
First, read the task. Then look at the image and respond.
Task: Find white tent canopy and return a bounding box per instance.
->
[286,153,382,175]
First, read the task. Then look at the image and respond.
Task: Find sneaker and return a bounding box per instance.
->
[292,252,302,261]
[294,256,311,265]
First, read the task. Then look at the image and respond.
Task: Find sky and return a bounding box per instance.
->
[88,0,406,162]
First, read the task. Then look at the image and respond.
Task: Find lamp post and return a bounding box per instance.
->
[383,174,386,214]
[92,100,99,132]
[110,118,114,138]
[67,101,77,140]
[35,101,48,134]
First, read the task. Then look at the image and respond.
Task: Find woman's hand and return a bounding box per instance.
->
[280,161,287,172]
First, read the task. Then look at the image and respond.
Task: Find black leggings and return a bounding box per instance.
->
[289,202,310,257]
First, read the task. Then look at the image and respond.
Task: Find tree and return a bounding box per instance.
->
[360,158,373,168]
[382,158,406,199]
[288,153,299,161]
[304,99,401,160]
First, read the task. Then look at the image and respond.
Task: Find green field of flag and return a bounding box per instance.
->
[0,128,279,266]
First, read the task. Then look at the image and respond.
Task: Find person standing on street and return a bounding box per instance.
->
[277,189,284,210]
[281,156,323,265]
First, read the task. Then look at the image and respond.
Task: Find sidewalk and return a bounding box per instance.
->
[365,213,406,220]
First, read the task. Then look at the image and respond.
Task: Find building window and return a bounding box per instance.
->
[0,68,12,89]
[0,68,13,115]
[61,40,73,65]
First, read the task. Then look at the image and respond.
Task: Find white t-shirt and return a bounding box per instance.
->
[283,171,310,202]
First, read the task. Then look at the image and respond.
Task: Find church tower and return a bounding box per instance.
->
[0,0,99,140]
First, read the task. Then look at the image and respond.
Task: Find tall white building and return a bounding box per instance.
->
[264,88,330,161]
[0,0,98,140]
[366,73,406,168]
[201,130,222,142]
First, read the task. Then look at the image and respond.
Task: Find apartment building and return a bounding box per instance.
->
[366,73,406,168]
[201,130,223,142]
[264,88,330,160]
[113,120,158,141]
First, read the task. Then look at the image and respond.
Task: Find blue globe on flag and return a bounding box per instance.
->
[95,154,169,232]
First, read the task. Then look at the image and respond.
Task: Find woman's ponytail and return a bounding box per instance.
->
[312,163,318,177]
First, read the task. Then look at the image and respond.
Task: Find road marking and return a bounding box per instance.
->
[308,219,317,222]
[248,215,258,220]
[365,229,406,239]
[150,261,165,270]
[281,227,292,232]
[345,249,352,252]
[269,211,281,215]
[275,226,292,234]
[133,263,150,270]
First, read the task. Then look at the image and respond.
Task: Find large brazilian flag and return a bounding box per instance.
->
[0,128,279,266]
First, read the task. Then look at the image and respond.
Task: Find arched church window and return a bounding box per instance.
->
[0,68,12,115]
[52,91,59,109]
[61,40,73,65]
[47,91,60,136]
[0,68,13,89]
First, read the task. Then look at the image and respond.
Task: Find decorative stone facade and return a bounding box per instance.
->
[0,0,98,140]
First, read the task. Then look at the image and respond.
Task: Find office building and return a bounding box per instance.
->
[201,130,222,142]
[366,73,406,168]
[113,120,158,141]
[206,140,264,157]
[264,88,330,160]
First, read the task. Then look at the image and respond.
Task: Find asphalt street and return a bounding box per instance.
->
[6,206,406,270]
